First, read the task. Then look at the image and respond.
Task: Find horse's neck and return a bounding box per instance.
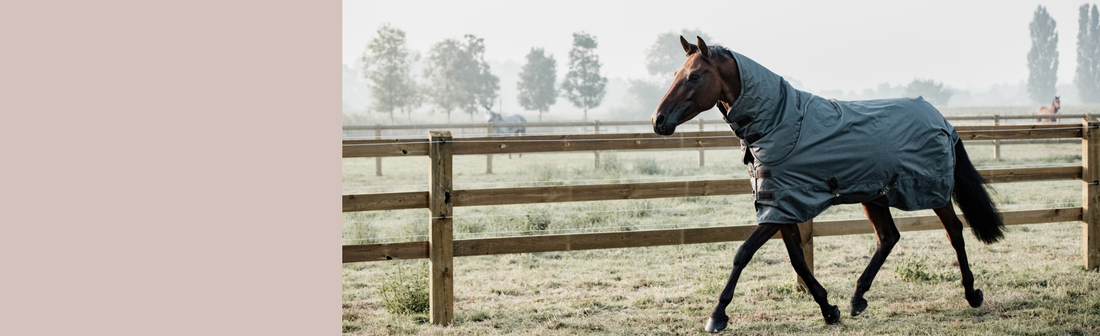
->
[717,58,742,107]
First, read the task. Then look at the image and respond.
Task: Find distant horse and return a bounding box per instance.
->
[653,36,1004,332]
[1037,96,1060,122]
[486,108,527,158]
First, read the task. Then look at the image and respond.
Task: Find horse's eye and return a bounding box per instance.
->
[689,74,700,81]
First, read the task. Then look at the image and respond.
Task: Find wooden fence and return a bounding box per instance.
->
[347,114,1090,175]
[342,120,1100,326]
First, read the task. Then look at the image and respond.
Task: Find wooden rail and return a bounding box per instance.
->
[341,166,1082,212]
[341,122,1100,326]
[342,207,1082,262]
[343,124,1080,158]
[342,114,1095,131]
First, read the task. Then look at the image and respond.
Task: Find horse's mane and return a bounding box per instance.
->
[708,45,735,61]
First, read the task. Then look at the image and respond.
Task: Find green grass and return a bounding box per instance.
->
[342,140,1098,335]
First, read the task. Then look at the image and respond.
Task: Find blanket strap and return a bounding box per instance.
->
[879,173,900,195]
[744,133,762,144]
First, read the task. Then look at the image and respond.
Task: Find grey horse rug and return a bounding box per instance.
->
[721,51,960,224]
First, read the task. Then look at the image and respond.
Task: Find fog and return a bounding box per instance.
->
[344,0,1088,121]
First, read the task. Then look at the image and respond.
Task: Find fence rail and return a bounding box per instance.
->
[342,166,1082,212]
[341,121,1100,326]
[343,208,1082,262]
[342,124,1080,158]
[343,114,1094,132]
[346,115,1091,175]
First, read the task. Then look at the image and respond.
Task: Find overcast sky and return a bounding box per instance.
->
[344,0,1084,93]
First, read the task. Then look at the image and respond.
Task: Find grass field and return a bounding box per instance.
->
[342,135,1099,335]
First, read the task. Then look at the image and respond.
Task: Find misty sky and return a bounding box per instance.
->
[344,0,1087,93]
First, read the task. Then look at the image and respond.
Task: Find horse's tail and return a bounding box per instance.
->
[951,140,1005,244]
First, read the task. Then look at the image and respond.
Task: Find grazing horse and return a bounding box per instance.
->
[1037,96,1060,122]
[652,36,1004,333]
[486,108,527,158]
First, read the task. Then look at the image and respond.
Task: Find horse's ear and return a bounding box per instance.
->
[680,36,696,55]
[697,36,710,58]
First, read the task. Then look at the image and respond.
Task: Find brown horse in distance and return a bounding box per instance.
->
[1037,96,1060,122]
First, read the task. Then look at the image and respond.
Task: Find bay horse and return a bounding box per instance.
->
[1037,96,1060,122]
[652,37,1004,333]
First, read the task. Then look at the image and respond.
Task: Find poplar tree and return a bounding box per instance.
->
[362,24,421,122]
[561,32,607,120]
[424,35,500,122]
[517,48,558,121]
[1077,4,1100,103]
[1028,5,1059,104]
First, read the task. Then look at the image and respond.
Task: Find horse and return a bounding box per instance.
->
[1037,96,1060,122]
[485,108,527,158]
[652,36,1004,333]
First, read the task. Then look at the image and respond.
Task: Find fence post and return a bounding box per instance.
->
[993,115,1000,159]
[428,131,454,325]
[1083,118,1100,270]
[794,219,814,290]
[486,121,493,174]
[375,124,382,176]
[594,120,600,168]
[698,118,705,167]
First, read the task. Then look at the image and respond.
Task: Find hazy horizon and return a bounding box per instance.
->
[344,0,1091,118]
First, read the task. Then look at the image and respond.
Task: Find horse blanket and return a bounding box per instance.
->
[721,51,960,224]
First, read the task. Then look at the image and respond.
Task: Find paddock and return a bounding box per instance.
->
[342,120,1100,330]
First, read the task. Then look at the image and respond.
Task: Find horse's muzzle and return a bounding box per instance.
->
[653,113,677,136]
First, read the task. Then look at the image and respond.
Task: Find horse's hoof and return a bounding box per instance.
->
[704,317,728,333]
[966,289,984,308]
[850,297,868,316]
[823,305,841,325]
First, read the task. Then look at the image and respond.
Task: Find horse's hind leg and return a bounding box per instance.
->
[933,205,984,308]
[850,203,901,316]
[705,223,781,333]
[779,224,841,325]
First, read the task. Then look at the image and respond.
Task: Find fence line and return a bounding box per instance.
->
[342,114,1094,132]
[345,201,1083,243]
[340,121,1100,326]
[347,115,1091,175]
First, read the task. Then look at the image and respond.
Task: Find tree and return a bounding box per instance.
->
[561,32,607,120]
[1028,5,1059,104]
[423,39,463,122]
[1077,4,1100,103]
[423,35,499,122]
[517,48,558,121]
[645,29,713,78]
[462,35,499,120]
[905,79,953,106]
[361,24,421,122]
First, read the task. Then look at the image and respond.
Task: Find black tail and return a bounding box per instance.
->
[952,140,1005,244]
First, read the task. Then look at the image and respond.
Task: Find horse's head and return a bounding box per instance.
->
[1054,96,1061,110]
[484,108,499,121]
[652,36,739,136]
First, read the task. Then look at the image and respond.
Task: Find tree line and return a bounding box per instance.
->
[361,10,1095,124]
[1028,3,1100,105]
[362,24,608,122]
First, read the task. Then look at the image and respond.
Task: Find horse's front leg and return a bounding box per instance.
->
[779,224,840,325]
[705,223,781,333]
[933,205,984,308]
[851,203,901,316]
